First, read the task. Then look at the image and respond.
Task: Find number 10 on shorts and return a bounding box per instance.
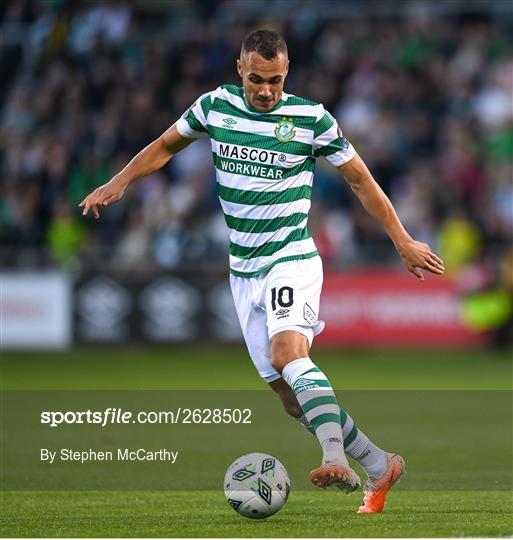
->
[271,286,294,311]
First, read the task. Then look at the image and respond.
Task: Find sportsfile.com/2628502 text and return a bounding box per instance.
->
[40,408,253,427]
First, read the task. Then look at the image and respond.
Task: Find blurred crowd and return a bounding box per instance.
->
[1,0,512,281]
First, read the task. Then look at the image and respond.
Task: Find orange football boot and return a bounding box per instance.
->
[357,453,405,513]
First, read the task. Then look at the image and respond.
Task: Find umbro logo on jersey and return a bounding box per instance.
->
[222,117,237,128]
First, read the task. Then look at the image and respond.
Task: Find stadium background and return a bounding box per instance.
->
[1,0,512,350]
[0,0,513,347]
[1,1,512,537]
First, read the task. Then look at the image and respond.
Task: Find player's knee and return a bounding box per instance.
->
[270,340,292,372]
[270,334,309,373]
[271,354,294,373]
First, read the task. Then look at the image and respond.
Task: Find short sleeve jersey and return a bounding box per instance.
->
[176,85,356,278]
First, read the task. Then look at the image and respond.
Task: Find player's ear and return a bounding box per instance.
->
[236,58,243,78]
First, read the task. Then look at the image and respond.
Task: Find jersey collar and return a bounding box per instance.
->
[243,91,286,114]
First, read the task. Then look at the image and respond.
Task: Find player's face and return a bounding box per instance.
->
[237,51,289,112]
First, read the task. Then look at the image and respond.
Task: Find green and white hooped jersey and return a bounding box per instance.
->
[176,85,356,278]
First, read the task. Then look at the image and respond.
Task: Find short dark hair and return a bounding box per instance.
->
[241,29,288,60]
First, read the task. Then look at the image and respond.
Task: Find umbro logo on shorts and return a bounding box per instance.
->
[275,308,290,319]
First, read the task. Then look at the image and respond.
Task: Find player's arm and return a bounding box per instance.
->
[337,154,445,280]
[79,124,194,219]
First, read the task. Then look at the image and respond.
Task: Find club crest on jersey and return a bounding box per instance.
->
[274,117,296,142]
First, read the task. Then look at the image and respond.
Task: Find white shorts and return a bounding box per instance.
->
[230,256,325,383]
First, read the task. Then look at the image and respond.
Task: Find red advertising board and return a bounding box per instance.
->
[318,270,486,346]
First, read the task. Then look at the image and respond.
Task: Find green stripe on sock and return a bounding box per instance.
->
[339,408,348,427]
[301,367,322,375]
[309,379,332,388]
[301,395,338,414]
[310,413,341,431]
[344,424,358,447]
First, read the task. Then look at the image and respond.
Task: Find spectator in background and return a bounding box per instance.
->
[47,195,86,266]
[438,211,482,274]
[0,1,511,276]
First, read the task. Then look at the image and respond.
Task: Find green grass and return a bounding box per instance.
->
[1,346,511,389]
[1,490,512,537]
[1,346,511,537]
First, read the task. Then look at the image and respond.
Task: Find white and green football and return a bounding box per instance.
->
[224,452,290,519]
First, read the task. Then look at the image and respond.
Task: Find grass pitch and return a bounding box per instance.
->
[1,490,511,537]
[1,346,512,537]
[2,345,511,390]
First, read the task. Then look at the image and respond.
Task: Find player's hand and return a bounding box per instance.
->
[395,238,445,281]
[79,178,127,219]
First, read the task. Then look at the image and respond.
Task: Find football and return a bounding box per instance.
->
[223,452,291,519]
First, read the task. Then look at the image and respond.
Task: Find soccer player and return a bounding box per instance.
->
[80,30,445,513]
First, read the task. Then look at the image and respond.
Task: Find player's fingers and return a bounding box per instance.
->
[430,252,444,266]
[79,194,92,208]
[80,188,99,208]
[423,260,444,274]
[409,265,424,281]
[82,196,98,216]
[427,255,445,272]
[101,193,119,206]
[92,204,100,219]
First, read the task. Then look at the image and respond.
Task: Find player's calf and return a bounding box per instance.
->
[280,356,348,465]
